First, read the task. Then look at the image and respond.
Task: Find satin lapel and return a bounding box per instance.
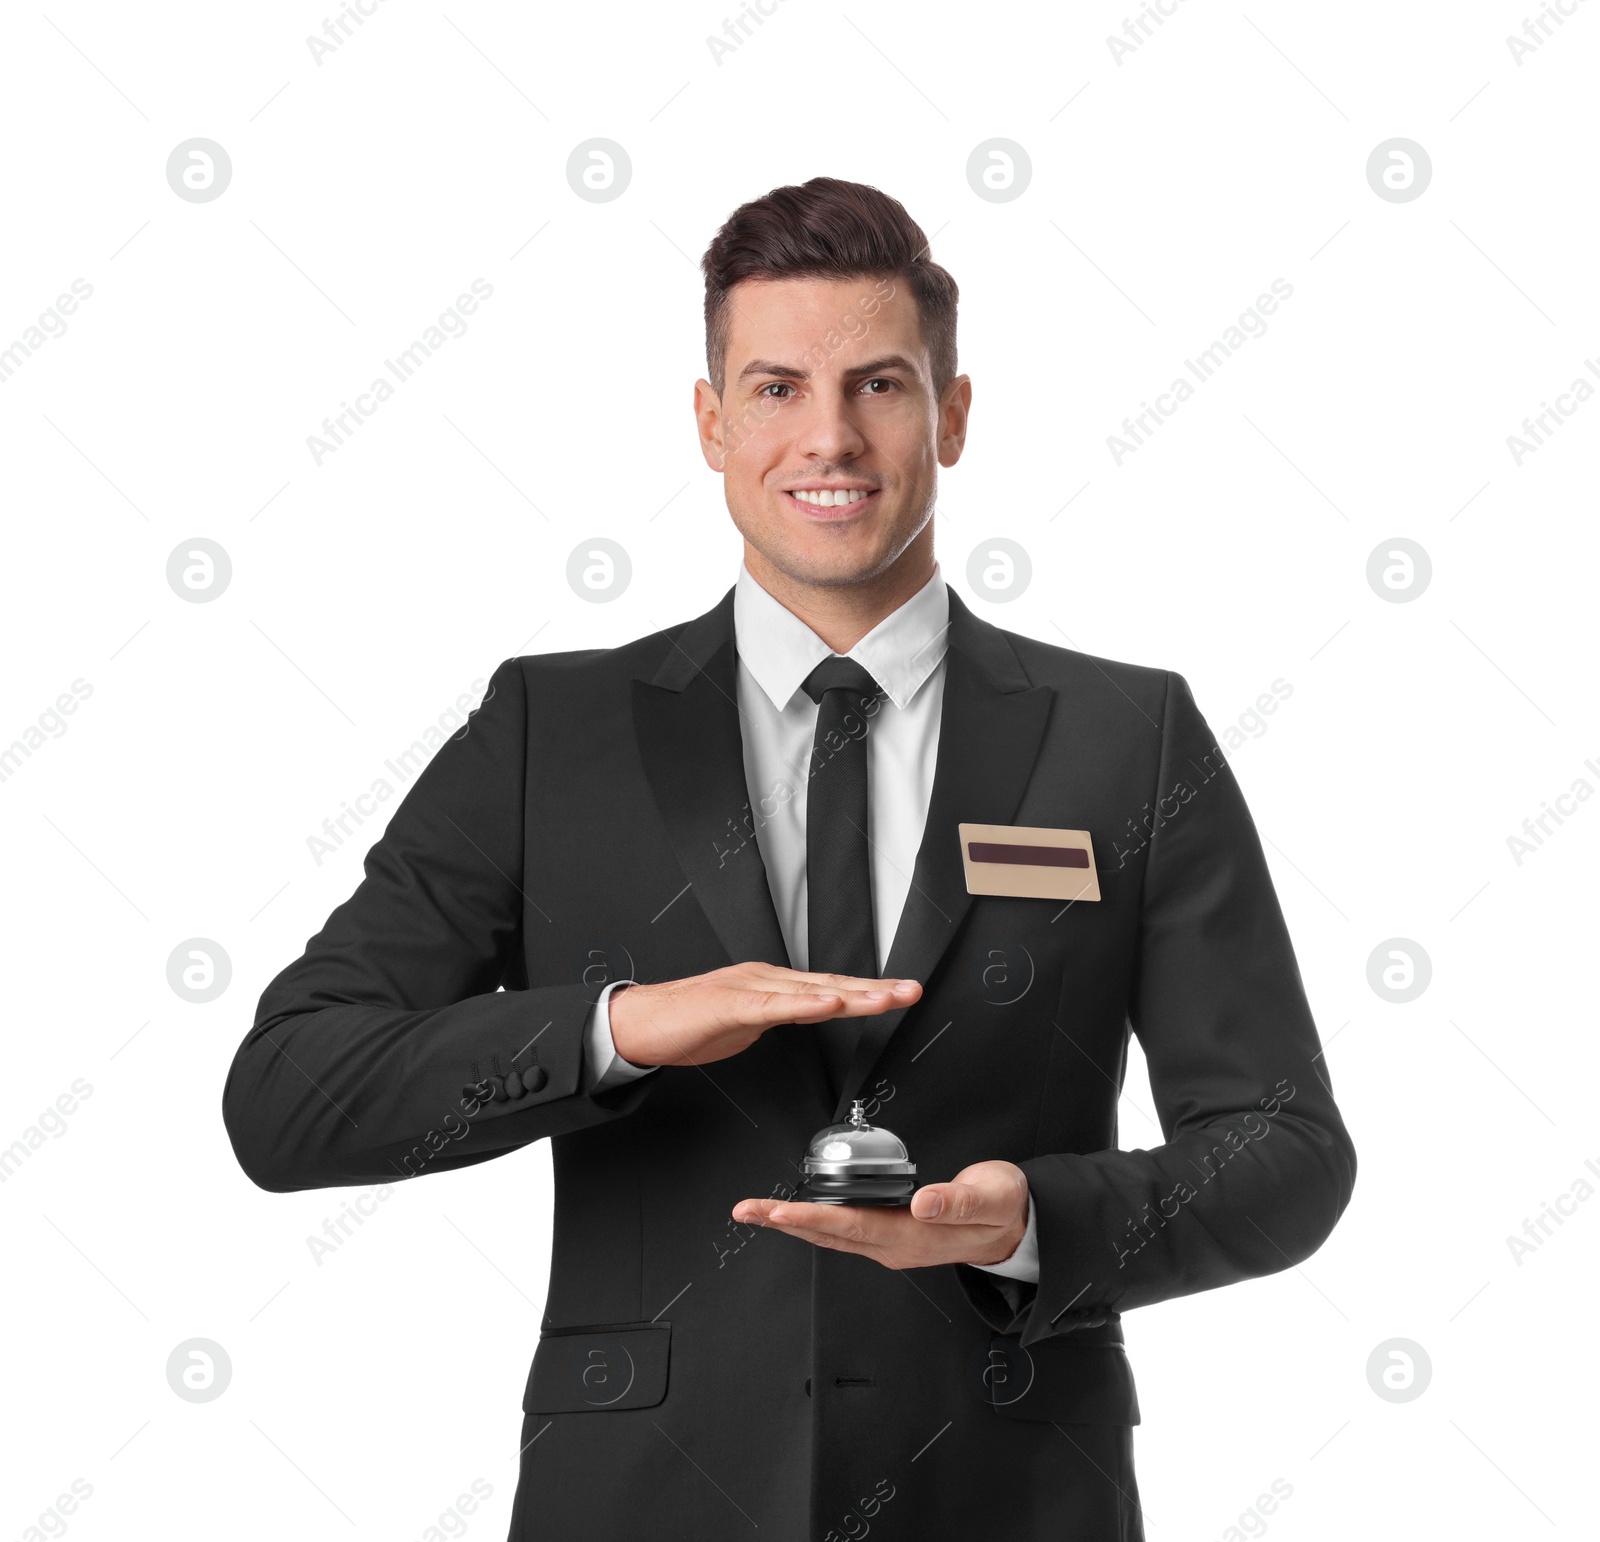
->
[630,587,793,974]
[833,590,1056,1121]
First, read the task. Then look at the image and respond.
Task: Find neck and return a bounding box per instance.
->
[743,528,936,654]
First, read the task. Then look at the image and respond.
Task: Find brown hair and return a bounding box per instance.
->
[700,176,959,398]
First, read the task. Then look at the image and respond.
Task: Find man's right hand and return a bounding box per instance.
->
[606,963,922,1069]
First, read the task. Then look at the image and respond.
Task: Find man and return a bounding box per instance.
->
[223,176,1356,1541]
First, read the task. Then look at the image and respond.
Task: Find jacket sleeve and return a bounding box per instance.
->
[956,670,1357,1348]
[222,656,659,1194]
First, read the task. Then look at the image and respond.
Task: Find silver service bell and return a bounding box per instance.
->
[795,1098,917,1207]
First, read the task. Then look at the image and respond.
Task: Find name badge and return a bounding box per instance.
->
[958,823,1101,903]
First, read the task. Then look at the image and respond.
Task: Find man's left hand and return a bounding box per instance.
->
[731,1160,1029,1271]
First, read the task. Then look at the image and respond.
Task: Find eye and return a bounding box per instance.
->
[859,377,897,395]
[759,382,794,399]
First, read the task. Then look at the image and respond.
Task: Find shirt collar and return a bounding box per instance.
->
[733,559,950,713]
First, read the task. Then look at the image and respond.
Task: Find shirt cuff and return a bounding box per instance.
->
[585,980,655,1091]
[969,1191,1039,1283]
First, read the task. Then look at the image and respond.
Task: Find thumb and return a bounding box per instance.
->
[910,1161,1027,1225]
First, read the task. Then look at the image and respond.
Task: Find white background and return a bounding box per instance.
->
[2,2,1596,1538]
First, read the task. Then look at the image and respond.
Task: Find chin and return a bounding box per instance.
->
[733,502,916,591]
[781,534,897,587]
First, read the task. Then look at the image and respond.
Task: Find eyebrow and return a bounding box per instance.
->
[735,353,922,384]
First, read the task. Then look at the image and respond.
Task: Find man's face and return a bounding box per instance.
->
[694,275,970,589]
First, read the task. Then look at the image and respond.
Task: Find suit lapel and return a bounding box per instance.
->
[631,587,793,974]
[832,589,1055,1120]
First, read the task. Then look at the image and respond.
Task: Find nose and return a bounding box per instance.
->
[797,384,867,465]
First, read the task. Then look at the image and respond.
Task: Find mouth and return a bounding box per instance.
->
[781,486,881,520]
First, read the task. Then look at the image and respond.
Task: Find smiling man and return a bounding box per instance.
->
[224,177,1356,1542]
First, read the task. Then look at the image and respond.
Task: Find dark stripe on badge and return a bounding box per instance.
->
[968,842,1090,869]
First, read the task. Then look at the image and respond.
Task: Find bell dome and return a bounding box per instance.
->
[805,1114,913,1169]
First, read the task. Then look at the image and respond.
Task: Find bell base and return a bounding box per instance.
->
[794,1175,916,1207]
[798,1194,913,1207]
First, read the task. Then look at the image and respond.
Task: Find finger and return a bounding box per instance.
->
[738,990,847,1029]
[802,988,918,1021]
[731,1198,844,1227]
[735,1198,879,1236]
[770,1200,907,1241]
[737,964,909,987]
[738,986,913,1028]
[749,975,918,1005]
[785,970,922,995]
[793,981,925,1021]
[733,1200,931,1268]
[909,1170,1023,1227]
[759,1203,896,1256]
[733,1199,831,1240]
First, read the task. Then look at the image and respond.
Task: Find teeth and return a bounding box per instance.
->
[792,488,870,506]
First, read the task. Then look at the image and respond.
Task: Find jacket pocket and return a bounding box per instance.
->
[979,1334,1140,1425]
[523,1320,670,1414]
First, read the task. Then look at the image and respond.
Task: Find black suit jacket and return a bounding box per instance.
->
[223,585,1355,1542]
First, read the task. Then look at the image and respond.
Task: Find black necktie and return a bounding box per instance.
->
[801,656,886,1098]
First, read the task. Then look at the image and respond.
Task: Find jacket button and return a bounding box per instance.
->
[505,1071,524,1098]
[488,1075,508,1102]
[523,1066,548,1094]
[803,1377,811,1397]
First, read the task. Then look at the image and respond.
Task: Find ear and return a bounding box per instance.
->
[694,378,726,472]
[936,374,972,468]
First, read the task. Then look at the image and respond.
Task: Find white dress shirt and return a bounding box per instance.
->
[580,560,1039,1282]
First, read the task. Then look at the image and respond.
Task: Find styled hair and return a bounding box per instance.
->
[700,176,959,398]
